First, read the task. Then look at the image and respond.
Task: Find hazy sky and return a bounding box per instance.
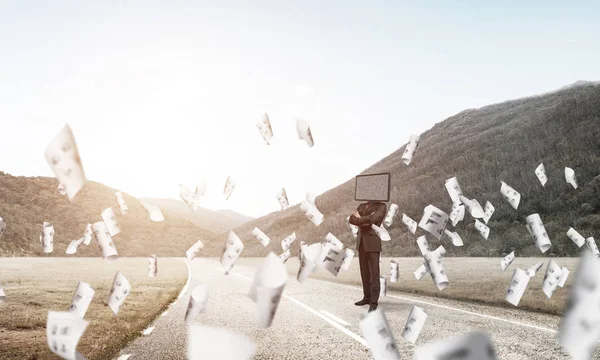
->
[1,1,599,218]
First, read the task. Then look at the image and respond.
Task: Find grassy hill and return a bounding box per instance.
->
[144,198,252,233]
[227,82,600,258]
[0,173,224,257]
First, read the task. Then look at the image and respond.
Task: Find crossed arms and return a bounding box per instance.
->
[349,203,386,227]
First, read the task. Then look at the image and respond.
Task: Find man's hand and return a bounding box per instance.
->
[352,210,361,218]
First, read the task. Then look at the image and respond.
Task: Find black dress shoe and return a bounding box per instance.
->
[368,304,378,312]
[354,299,370,306]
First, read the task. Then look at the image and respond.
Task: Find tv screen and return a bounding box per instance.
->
[354,173,390,202]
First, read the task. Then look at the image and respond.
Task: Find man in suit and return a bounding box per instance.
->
[349,201,387,312]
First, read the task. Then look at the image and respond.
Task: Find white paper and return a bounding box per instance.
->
[66,237,85,255]
[458,195,485,219]
[300,200,324,226]
[359,308,401,360]
[180,184,201,212]
[114,192,128,215]
[278,249,291,264]
[506,268,530,306]
[402,305,428,344]
[535,163,548,186]
[322,246,347,277]
[223,176,236,200]
[414,264,428,280]
[526,262,544,277]
[148,254,158,277]
[45,125,86,201]
[383,204,399,227]
[46,311,89,360]
[346,216,359,238]
[558,267,569,288]
[415,331,497,360]
[0,284,6,303]
[58,182,67,196]
[444,177,463,204]
[256,113,274,145]
[107,271,131,316]
[474,219,490,240]
[390,260,399,283]
[444,229,464,246]
[281,232,297,252]
[101,207,121,237]
[276,188,289,210]
[340,248,355,271]
[449,202,466,227]
[482,201,495,224]
[186,240,204,261]
[418,205,449,240]
[542,259,563,299]
[248,253,287,328]
[434,245,446,258]
[184,284,209,325]
[188,325,256,360]
[500,251,515,271]
[416,236,430,255]
[296,118,314,147]
[559,251,600,360]
[380,276,387,297]
[139,200,165,222]
[68,282,94,319]
[401,213,417,234]
[567,227,586,248]
[252,227,271,247]
[297,243,321,283]
[587,237,600,257]
[371,224,391,241]
[401,134,420,165]
[221,231,244,274]
[500,181,521,210]
[195,180,206,197]
[0,216,5,239]
[424,251,449,290]
[91,221,118,262]
[82,224,92,246]
[526,213,552,253]
[41,221,54,253]
[565,167,578,189]
[306,192,317,207]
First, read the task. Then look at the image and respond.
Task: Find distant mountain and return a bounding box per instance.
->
[227,82,600,258]
[143,198,252,234]
[0,173,224,257]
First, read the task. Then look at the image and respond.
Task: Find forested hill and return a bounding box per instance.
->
[228,82,600,258]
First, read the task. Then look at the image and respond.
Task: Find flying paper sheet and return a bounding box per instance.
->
[114,192,129,215]
[252,227,270,247]
[416,236,430,256]
[324,232,344,251]
[402,305,428,344]
[195,181,206,197]
[66,237,85,255]
[559,251,600,360]
[148,254,158,277]
[186,240,204,261]
[565,167,578,189]
[506,268,530,306]
[341,248,355,271]
[424,251,449,290]
[180,185,201,212]
[414,264,428,280]
[359,308,401,360]
[482,201,495,224]
[380,276,387,297]
[321,246,346,277]
[46,311,89,360]
[297,243,322,283]
[474,219,490,240]
[256,113,274,145]
[567,227,586,248]
[449,202,465,227]
[444,177,463,204]
[390,260,399,283]
[188,325,256,360]
[296,118,314,147]
[434,245,446,258]
[371,224,391,241]
[383,204,399,227]
[401,214,417,234]
[500,181,521,210]
[91,221,118,262]
[68,282,94,319]
[0,285,5,303]
[107,271,131,316]
[223,176,236,200]
[58,182,67,196]
[444,229,464,246]
[346,216,359,238]
[500,251,515,271]
[401,134,420,166]
[142,327,154,335]
[276,188,289,211]
[40,221,54,254]
[418,205,449,240]
[248,253,288,328]
[221,231,244,274]
[300,200,324,226]
[458,195,485,219]
[0,216,5,239]
[558,267,570,288]
[525,213,552,253]
[139,201,165,222]
[535,163,548,186]
[299,241,307,261]
[281,232,297,252]
[184,284,208,325]
[82,224,92,246]
[415,331,497,360]
[45,125,86,201]
[526,262,544,277]
[587,237,600,257]
[542,259,563,299]
[278,249,291,264]
[101,208,121,237]
[306,192,317,207]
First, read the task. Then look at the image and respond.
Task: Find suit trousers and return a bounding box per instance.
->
[358,239,381,305]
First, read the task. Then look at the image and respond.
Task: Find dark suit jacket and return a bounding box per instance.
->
[349,202,387,252]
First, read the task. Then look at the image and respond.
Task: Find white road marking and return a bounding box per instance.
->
[161,310,169,317]
[116,355,131,360]
[178,258,192,299]
[142,326,155,335]
[319,310,350,327]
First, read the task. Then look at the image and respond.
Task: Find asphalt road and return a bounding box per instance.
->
[115,257,580,359]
